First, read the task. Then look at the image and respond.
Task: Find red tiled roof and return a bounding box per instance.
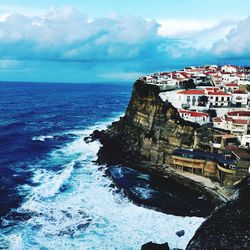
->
[205,87,220,91]
[179,109,208,117]
[213,117,222,122]
[233,90,247,94]
[232,119,248,125]
[179,72,190,78]
[177,90,205,95]
[224,83,239,87]
[225,117,233,122]
[221,72,234,75]
[228,111,250,117]
[207,91,231,96]
[160,72,170,76]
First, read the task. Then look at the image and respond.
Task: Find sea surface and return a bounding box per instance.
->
[0,82,204,250]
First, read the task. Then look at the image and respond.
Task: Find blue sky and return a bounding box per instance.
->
[0,0,250,83]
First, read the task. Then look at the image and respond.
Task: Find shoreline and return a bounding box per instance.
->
[95,155,230,215]
[100,156,234,203]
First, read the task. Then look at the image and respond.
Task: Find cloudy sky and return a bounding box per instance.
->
[1,0,250,83]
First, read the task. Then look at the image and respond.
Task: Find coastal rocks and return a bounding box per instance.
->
[106,166,215,217]
[176,230,185,237]
[141,241,170,250]
[187,177,250,250]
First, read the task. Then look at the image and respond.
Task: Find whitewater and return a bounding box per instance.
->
[0,115,203,250]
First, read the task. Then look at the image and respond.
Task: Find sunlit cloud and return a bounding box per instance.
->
[0,6,249,82]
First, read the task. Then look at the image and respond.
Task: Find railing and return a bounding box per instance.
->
[217,164,236,174]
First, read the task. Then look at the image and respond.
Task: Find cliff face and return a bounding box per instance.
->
[91,80,250,248]
[95,80,199,167]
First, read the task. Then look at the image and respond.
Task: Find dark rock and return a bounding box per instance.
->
[187,176,250,250]
[141,241,170,250]
[176,230,185,237]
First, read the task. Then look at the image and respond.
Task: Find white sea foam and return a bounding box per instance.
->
[32,135,54,141]
[2,114,204,250]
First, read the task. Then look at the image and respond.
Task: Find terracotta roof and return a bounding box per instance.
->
[213,117,222,122]
[205,87,220,91]
[228,111,250,117]
[207,91,231,96]
[233,90,247,94]
[232,119,248,125]
[224,83,239,87]
[225,117,233,122]
[179,72,190,78]
[221,72,234,75]
[177,90,205,95]
[179,109,208,117]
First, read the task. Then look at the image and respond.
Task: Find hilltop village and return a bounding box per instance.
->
[138,65,250,184]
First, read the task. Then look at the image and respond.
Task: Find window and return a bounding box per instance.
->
[192,96,196,105]
[215,97,218,101]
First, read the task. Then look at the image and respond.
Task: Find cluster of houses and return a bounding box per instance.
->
[139,65,250,181]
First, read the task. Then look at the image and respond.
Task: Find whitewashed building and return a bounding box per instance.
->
[213,117,248,135]
[178,109,210,125]
[231,90,248,107]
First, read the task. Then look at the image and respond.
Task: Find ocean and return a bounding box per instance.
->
[0,82,203,250]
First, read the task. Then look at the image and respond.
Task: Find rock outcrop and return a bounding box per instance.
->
[88,80,223,205]
[89,79,250,249]
[187,177,250,250]
[141,241,170,250]
[94,80,199,167]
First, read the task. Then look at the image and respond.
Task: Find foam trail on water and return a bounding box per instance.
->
[32,135,54,141]
[1,114,204,250]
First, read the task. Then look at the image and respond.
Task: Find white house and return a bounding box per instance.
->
[227,110,250,120]
[178,109,209,125]
[177,89,232,108]
[177,89,205,107]
[223,83,240,93]
[213,117,248,135]
[241,134,250,148]
[231,90,248,107]
[221,65,237,73]
[206,91,232,107]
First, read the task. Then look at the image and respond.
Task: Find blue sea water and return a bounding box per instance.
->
[0,82,203,250]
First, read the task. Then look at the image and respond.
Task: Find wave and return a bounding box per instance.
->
[0,113,204,250]
[32,135,54,142]
[31,162,74,198]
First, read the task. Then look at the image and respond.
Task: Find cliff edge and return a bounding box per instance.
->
[94,80,199,167]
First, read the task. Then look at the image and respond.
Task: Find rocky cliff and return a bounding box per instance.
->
[93,80,199,167]
[89,79,250,249]
[89,80,223,206]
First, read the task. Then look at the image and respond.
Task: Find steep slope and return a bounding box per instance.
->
[93,80,199,167]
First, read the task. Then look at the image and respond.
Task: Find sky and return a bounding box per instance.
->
[0,0,250,83]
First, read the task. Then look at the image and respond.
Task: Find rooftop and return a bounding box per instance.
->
[228,111,250,117]
[179,109,209,117]
[177,89,205,95]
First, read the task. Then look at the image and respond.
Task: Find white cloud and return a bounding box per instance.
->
[0,7,162,63]
[0,6,250,80]
[158,18,218,37]
[212,16,250,58]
